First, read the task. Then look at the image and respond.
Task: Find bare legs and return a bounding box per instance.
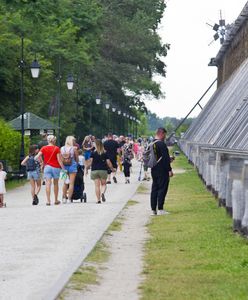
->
[46,178,60,205]
[30,179,41,198]
[62,172,76,202]
[94,179,107,203]
[0,194,4,207]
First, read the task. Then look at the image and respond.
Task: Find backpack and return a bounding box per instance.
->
[61,147,73,166]
[143,141,162,169]
[26,155,37,171]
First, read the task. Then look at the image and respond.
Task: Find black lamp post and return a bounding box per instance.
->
[56,61,74,146]
[111,106,116,133]
[19,37,41,171]
[105,102,110,132]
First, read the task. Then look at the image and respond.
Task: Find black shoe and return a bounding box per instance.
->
[106,181,111,184]
[101,193,106,202]
[42,180,46,185]
[32,194,39,205]
[113,176,117,183]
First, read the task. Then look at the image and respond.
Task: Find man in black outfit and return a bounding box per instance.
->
[103,133,120,183]
[150,127,173,215]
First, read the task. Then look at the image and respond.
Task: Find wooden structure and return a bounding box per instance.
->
[180,2,248,235]
[9,112,57,136]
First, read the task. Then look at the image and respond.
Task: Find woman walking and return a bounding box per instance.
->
[82,135,93,169]
[35,135,64,205]
[86,139,115,203]
[61,136,79,203]
[21,145,42,205]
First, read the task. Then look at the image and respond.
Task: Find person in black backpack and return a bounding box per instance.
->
[21,145,42,205]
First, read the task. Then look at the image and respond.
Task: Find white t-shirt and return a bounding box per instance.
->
[78,155,85,166]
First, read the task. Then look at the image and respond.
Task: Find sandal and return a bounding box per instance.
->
[54,201,61,205]
[101,193,106,202]
[46,202,51,206]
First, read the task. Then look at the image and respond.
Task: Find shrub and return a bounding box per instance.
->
[0,118,29,170]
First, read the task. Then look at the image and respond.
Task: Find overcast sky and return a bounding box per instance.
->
[145,0,248,119]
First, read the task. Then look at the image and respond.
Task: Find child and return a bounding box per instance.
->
[21,145,42,205]
[0,162,7,207]
[122,156,132,184]
[78,149,85,168]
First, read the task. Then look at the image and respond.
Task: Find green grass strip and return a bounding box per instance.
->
[6,179,27,190]
[141,151,248,300]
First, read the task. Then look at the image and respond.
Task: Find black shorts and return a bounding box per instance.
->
[110,158,117,169]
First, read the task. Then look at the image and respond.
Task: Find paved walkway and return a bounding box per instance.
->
[0,161,143,300]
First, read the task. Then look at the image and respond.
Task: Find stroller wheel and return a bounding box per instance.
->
[80,198,83,203]
[83,193,87,203]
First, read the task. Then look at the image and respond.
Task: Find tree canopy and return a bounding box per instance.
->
[0,0,168,141]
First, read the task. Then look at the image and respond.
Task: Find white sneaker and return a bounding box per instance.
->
[157,210,170,215]
[150,210,157,216]
[62,198,67,204]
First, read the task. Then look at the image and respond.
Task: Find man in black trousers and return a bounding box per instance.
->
[150,127,173,215]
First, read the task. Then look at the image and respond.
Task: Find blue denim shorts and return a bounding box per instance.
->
[64,160,78,174]
[44,165,61,179]
[84,150,91,160]
[27,170,41,180]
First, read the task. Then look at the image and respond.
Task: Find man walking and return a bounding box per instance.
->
[150,127,173,215]
[103,133,119,184]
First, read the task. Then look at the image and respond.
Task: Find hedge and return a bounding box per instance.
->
[0,118,29,170]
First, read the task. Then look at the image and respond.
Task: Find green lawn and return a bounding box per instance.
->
[6,179,27,190]
[141,151,248,300]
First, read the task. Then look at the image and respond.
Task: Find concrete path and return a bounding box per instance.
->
[0,161,143,300]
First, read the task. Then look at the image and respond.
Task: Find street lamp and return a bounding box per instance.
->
[55,56,74,146]
[96,94,101,105]
[66,74,74,90]
[19,37,41,171]
[105,102,110,131]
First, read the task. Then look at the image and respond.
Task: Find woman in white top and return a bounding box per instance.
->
[61,136,79,203]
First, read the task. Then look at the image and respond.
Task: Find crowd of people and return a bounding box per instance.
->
[0,128,173,216]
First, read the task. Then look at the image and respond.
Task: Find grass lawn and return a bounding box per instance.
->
[141,150,248,300]
[6,179,27,190]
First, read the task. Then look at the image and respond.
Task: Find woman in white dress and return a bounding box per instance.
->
[0,162,7,207]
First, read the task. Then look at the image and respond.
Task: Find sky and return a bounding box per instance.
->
[144,0,248,119]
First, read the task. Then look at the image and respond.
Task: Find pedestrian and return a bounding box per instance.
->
[78,149,85,168]
[82,135,94,169]
[86,139,115,203]
[103,132,119,184]
[38,132,48,185]
[35,135,64,206]
[122,155,132,184]
[60,136,79,203]
[0,162,7,208]
[21,145,42,205]
[150,128,173,216]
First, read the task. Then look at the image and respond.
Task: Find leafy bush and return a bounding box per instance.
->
[0,119,29,170]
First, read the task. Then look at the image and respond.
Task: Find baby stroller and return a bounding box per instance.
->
[71,165,87,203]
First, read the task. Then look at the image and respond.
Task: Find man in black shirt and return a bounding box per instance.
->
[103,133,120,183]
[150,128,173,215]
